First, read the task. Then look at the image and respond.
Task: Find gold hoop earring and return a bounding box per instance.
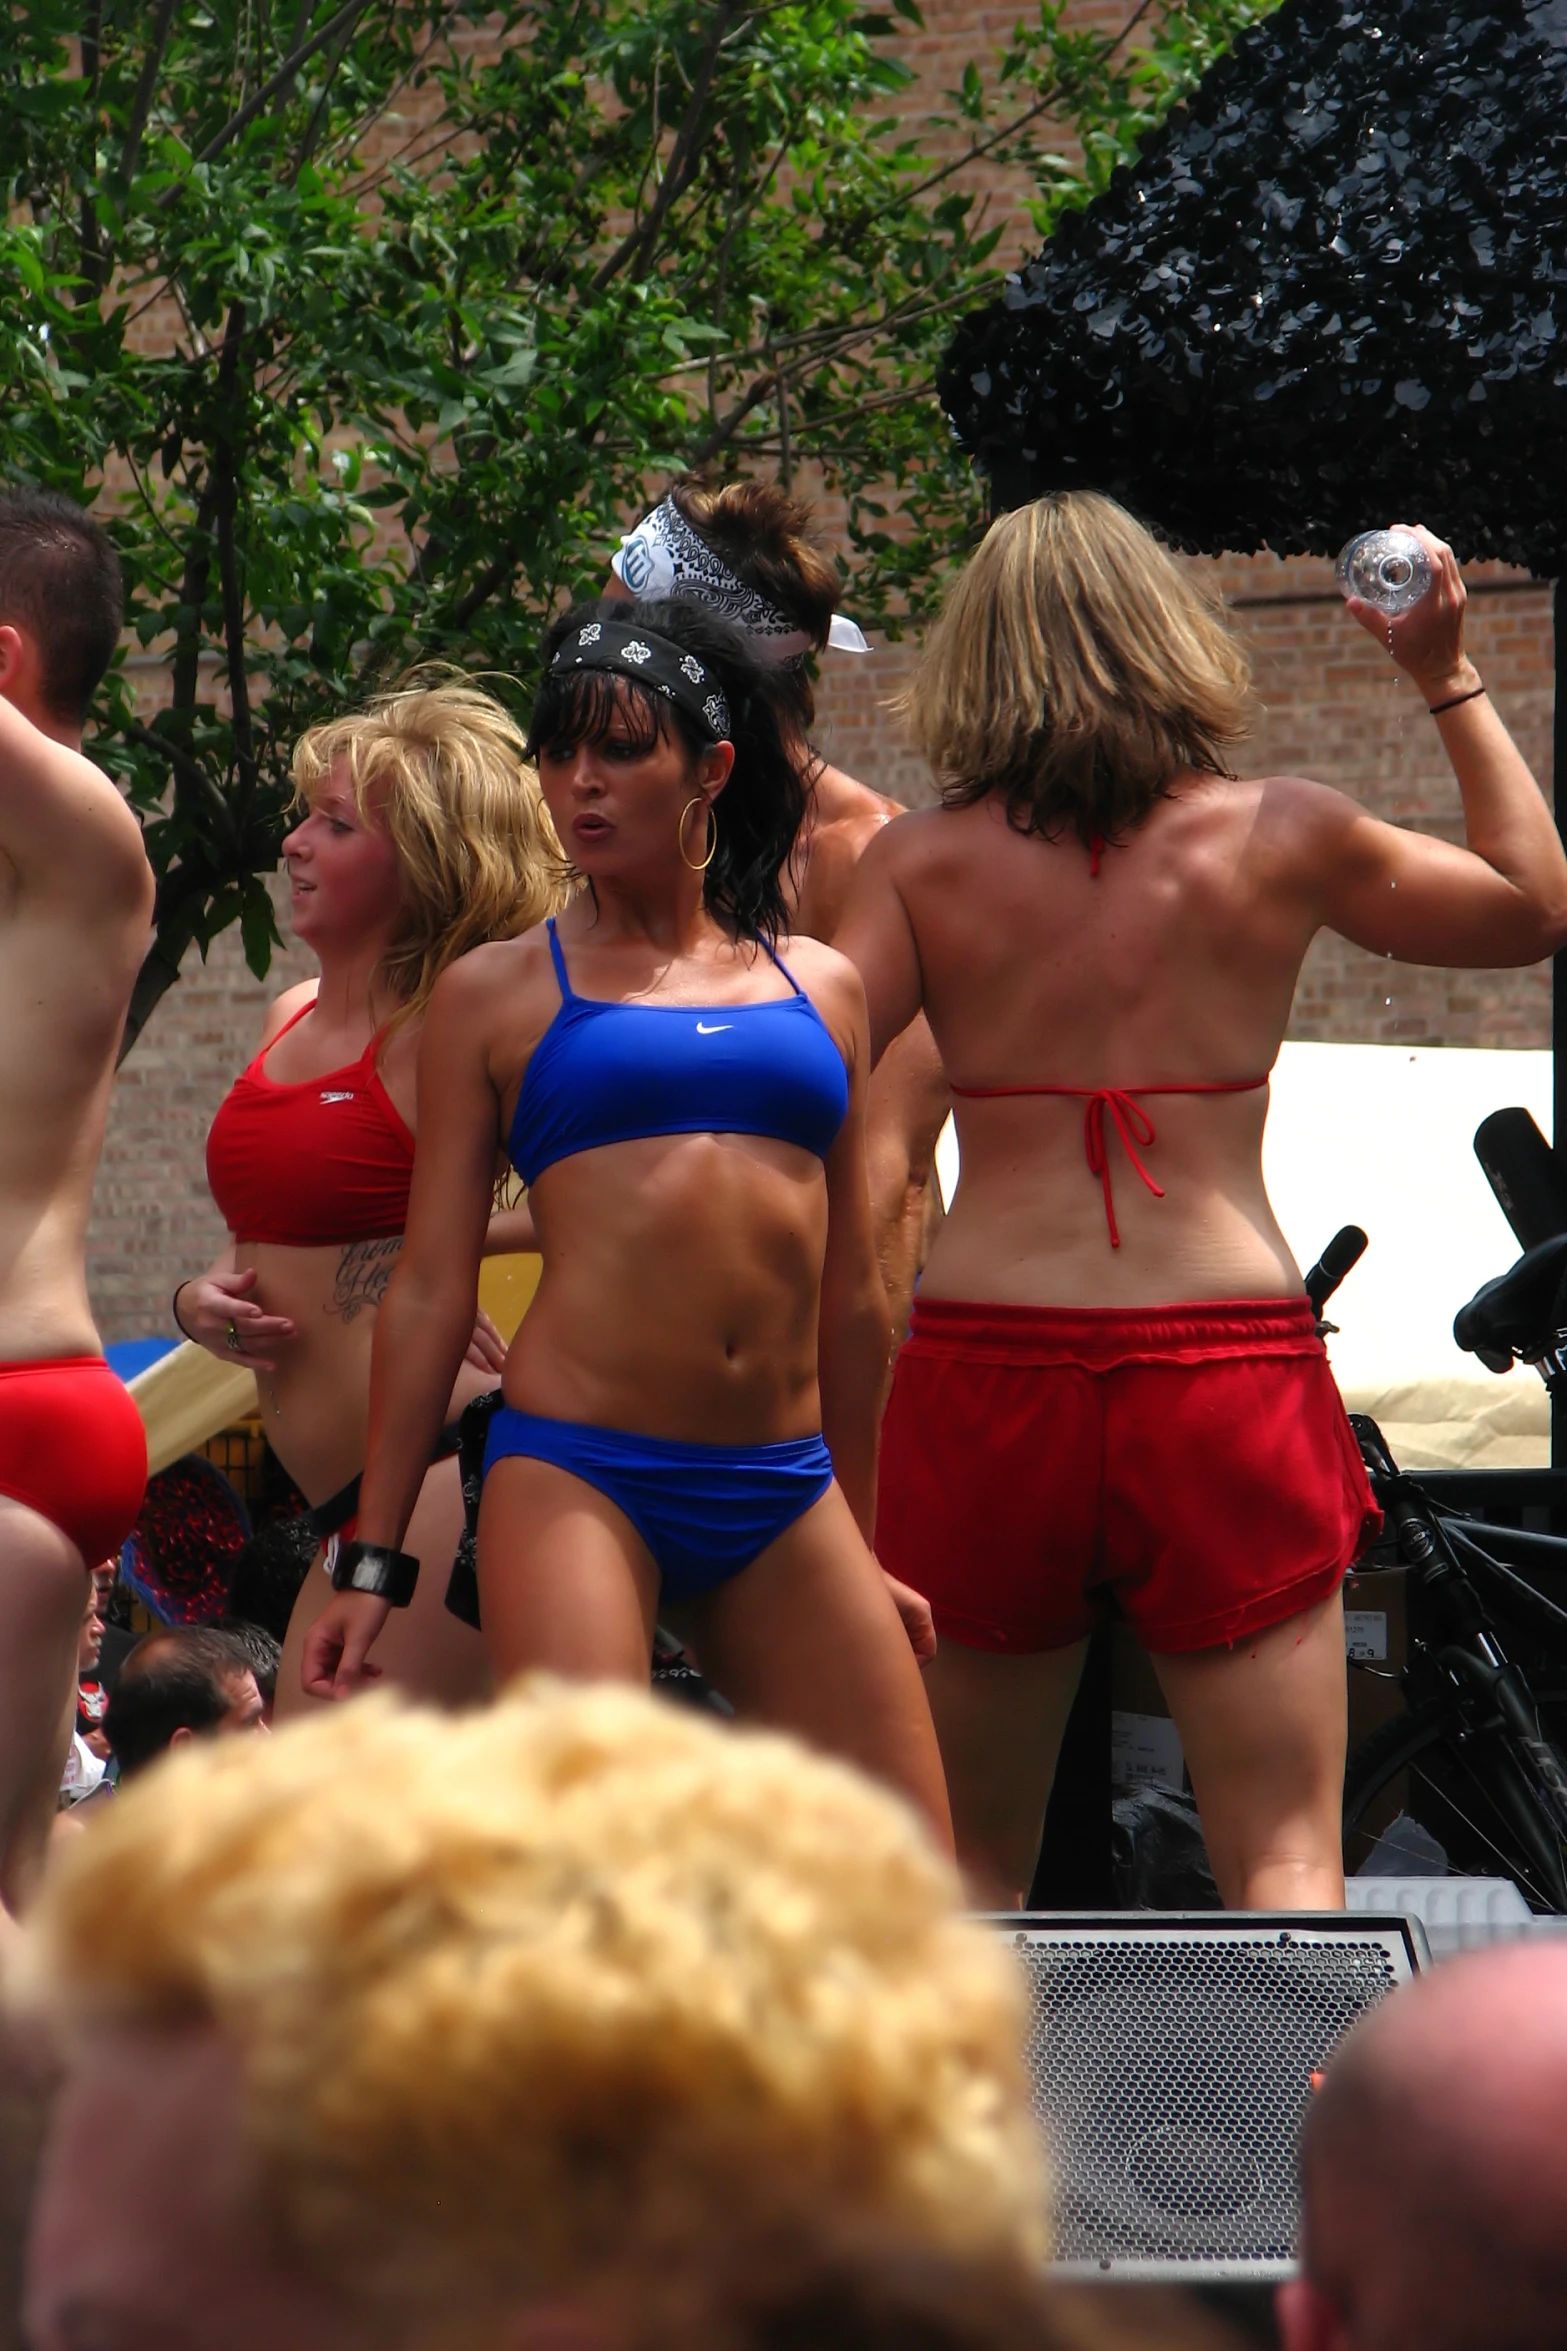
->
[679,796,717,873]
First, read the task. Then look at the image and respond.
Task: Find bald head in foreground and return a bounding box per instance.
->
[1278,1942,1567,2351]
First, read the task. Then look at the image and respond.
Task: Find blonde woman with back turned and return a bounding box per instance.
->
[838,494,1567,1910]
[172,678,570,1713]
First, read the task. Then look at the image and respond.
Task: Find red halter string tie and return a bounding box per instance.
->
[950,1078,1269,1248]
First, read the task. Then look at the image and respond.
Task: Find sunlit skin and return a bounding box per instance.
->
[604,569,949,1353]
[26,2027,383,2351]
[301,690,952,1843]
[171,763,504,1716]
[0,620,152,1915]
[838,530,1567,1908]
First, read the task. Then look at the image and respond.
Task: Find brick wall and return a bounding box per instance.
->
[82,0,1562,1336]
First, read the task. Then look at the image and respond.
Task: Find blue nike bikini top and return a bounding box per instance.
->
[508,919,850,1186]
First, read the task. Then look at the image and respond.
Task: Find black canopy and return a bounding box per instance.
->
[939,0,1567,568]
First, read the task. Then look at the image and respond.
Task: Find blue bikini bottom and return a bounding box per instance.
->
[481,1406,835,1598]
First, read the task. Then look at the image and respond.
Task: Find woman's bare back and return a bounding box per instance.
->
[875,779,1319,1304]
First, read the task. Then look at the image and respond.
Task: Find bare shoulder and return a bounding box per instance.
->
[255,979,320,1050]
[1244,770,1368,862]
[775,930,867,1024]
[810,760,902,832]
[425,922,562,1039]
[849,801,949,877]
[0,702,151,905]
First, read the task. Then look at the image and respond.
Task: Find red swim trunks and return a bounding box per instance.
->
[876,1296,1379,1656]
[0,1356,148,1567]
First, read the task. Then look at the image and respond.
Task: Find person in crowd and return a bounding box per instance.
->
[838,497,1567,1908]
[104,1626,268,1779]
[215,1616,281,1720]
[55,1576,112,1809]
[302,602,950,1837]
[0,490,153,1917]
[171,678,571,1715]
[1278,1942,1567,2351]
[608,479,950,1353]
[21,1680,1043,2351]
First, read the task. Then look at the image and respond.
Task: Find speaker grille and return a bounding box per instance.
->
[1008,1918,1419,2277]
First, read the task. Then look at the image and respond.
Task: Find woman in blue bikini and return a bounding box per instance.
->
[302,599,951,1838]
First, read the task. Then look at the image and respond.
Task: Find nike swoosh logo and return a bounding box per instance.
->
[695,1021,733,1035]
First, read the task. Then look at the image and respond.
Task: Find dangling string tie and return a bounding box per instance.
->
[1088,831,1106,877]
[949,1076,1270,1247]
[1080,1089,1161,1248]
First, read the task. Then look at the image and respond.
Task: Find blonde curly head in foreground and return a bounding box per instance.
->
[18,1680,1047,2347]
[291,672,575,1027]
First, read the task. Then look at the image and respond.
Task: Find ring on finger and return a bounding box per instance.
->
[226,1322,243,1354]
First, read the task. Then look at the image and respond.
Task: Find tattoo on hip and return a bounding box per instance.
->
[328,1236,402,1323]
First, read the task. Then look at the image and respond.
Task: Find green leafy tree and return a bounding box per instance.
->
[1,0,1271,1049]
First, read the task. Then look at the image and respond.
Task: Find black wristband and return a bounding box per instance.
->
[1428,684,1487,716]
[330,1538,420,1607]
[171,1282,196,1340]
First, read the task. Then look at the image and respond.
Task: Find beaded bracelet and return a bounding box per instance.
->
[1428,684,1487,716]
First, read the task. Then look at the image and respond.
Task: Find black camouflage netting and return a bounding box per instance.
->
[939,0,1567,564]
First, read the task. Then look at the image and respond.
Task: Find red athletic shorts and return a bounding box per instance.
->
[876,1296,1380,1656]
[0,1355,148,1567]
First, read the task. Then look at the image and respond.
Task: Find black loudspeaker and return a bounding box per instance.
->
[996,1912,1427,2283]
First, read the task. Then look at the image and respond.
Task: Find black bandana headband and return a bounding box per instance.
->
[550,618,733,740]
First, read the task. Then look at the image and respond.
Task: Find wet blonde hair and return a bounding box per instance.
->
[903,491,1251,847]
[291,674,574,1022]
[21,1681,1046,2347]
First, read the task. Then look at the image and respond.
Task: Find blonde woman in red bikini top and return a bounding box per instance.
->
[838,494,1567,1911]
[174,678,569,1715]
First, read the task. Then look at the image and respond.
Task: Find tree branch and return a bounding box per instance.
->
[120,0,182,189]
[590,0,745,290]
[154,0,379,207]
[288,11,356,179]
[445,549,518,633]
[211,304,258,815]
[78,0,106,295]
[121,717,239,839]
[120,864,217,1060]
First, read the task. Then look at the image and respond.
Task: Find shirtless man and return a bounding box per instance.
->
[609,480,950,1347]
[0,489,153,1913]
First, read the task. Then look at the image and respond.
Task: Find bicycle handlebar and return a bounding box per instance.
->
[1305,1225,1368,1320]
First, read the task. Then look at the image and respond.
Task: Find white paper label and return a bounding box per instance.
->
[1110,1710,1187,1794]
[1345,1610,1388,1663]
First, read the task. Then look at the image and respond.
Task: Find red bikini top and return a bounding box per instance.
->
[206,1001,414,1247]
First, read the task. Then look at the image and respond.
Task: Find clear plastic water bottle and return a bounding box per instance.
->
[1335,528,1432,616]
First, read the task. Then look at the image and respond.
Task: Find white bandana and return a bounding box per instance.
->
[611,497,870,665]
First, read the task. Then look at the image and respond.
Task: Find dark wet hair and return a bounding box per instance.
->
[529,598,805,942]
[0,487,122,725]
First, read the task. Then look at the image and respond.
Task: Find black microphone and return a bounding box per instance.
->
[1473,1108,1567,1251]
[1304,1225,1368,1320]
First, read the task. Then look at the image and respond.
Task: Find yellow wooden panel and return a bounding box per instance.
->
[478,1251,543,1342]
[129,1343,260,1478]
